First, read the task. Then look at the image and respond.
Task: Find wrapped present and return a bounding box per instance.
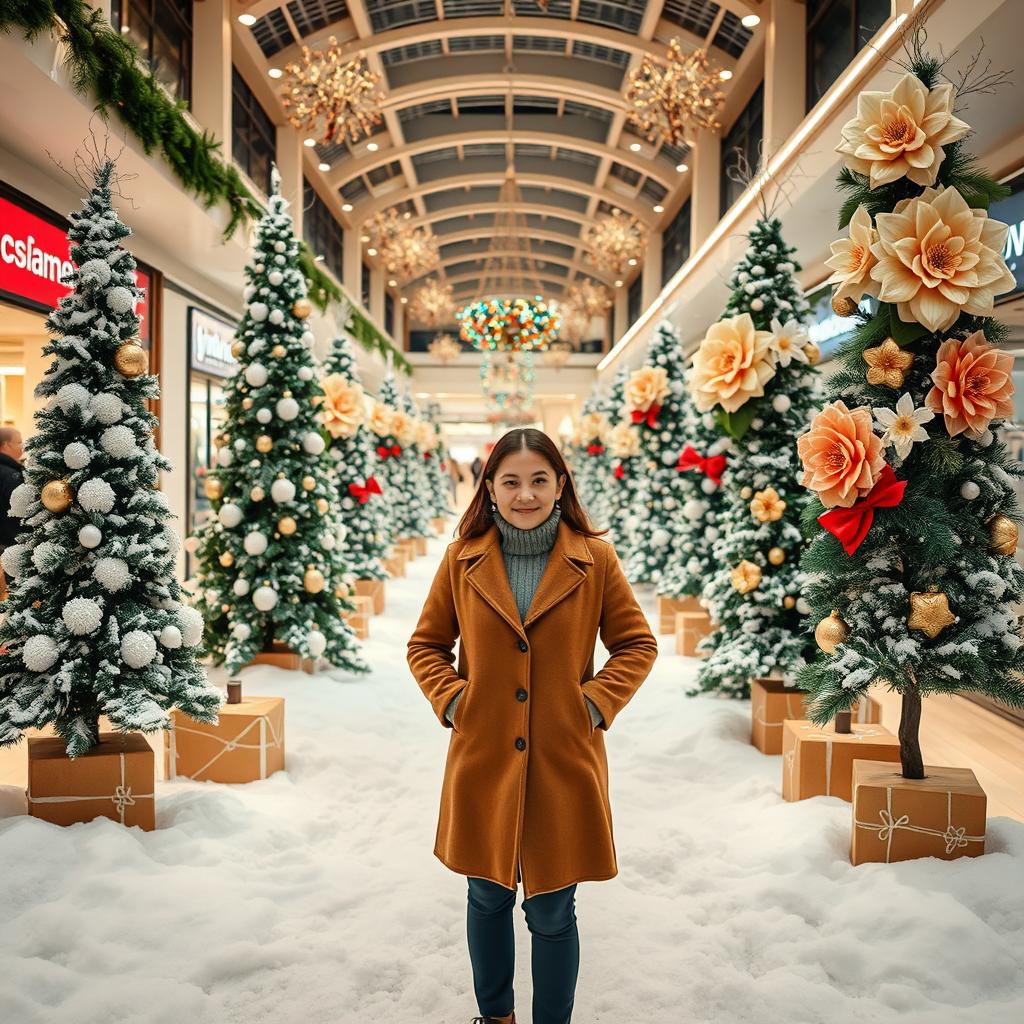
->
[165,697,285,784]
[28,732,155,830]
[355,577,385,615]
[431,517,447,533]
[675,610,712,657]
[343,594,373,640]
[398,540,418,561]
[248,641,308,672]
[782,720,900,802]
[750,677,809,755]
[851,760,986,865]
[382,550,407,578]
[414,536,428,556]
[658,594,701,634]
[853,693,882,724]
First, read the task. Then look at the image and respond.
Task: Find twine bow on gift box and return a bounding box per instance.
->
[348,476,383,504]
[27,751,152,825]
[856,789,985,862]
[676,445,727,485]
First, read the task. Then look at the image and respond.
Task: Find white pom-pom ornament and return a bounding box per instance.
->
[105,286,134,314]
[660,450,678,467]
[233,622,252,641]
[772,394,791,414]
[218,503,243,528]
[796,598,812,616]
[217,448,233,468]
[77,259,111,289]
[253,586,278,611]
[682,498,705,521]
[249,302,269,322]
[179,606,204,646]
[322,532,336,551]
[269,309,285,326]
[79,478,116,513]
[256,408,272,424]
[1,544,26,576]
[651,528,670,548]
[121,630,157,669]
[100,425,136,458]
[94,556,131,592]
[233,578,250,596]
[274,241,286,253]
[276,397,299,421]
[701,477,718,495]
[244,532,268,556]
[298,366,313,381]
[961,481,980,500]
[271,478,296,503]
[303,432,325,455]
[268,270,284,286]
[63,442,92,469]
[301,330,315,348]
[63,597,103,636]
[245,363,268,387]
[9,483,37,518]
[90,392,123,424]
[23,635,58,672]
[57,383,91,413]
[307,631,327,658]
[160,625,182,649]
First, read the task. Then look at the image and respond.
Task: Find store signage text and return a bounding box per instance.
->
[992,177,1024,300]
[189,307,238,378]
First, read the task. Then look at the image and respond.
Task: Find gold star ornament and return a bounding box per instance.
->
[907,586,955,638]
[863,338,913,388]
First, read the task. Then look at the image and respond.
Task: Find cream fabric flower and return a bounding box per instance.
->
[825,205,880,305]
[416,420,438,450]
[837,72,970,188]
[317,373,366,439]
[368,401,395,438]
[624,366,671,413]
[687,313,776,413]
[768,317,811,368]
[390,410,417,446]
[607,422,641,458]
[580,411,608,443]
[870,185,1017,333]
[873,392,935,459]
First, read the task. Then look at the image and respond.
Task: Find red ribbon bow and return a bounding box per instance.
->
[587,443,605,456]
[818,465,907,555]
[614,463,624,479]
[348,476,383,504]
[377,443,402,459]
[676,445,727,485]
[630,403,661,428]
[423,451,433,460]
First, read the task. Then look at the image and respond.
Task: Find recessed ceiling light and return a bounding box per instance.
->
[719,69,733,81]
[268,68,283,79]
[653,204,664,213]
[238,14,257,27]
[627,258,638,266]
[402,211,412,219]
[629,142,642,152]
[400,296,408,304]
[388,279,397,287]
[614,279,623,288]
[367,142,379,152]
[303,137,316,147]
[318,161,330,172]
[120,24,130,33]
[367,247,378,256]
[741,14,761,28]
[360,235,370,243]
[675,162,688,173]
[341,202,353,212]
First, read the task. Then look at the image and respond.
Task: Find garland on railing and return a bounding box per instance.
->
[0,0,411,375]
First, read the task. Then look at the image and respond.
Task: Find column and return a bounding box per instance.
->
[191,0,232,158]
[370,267,385,326]
[764,0,807,151]
[613,285,629,343]
[343,223,362,297]
[689,127,720,253]
[641,230,663,309]
[276,124,305,239]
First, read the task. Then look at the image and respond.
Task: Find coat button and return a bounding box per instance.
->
[515,737,526,751]
[518,639,528,652]
[516,688,528,702]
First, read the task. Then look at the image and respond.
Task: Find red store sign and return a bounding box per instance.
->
[0,193,151,343]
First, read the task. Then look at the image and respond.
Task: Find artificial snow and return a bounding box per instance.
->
[0,535,1022,1023]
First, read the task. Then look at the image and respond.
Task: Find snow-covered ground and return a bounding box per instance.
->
[1,532,1023,1024]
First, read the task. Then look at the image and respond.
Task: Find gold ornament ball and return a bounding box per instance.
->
[203,477,223,501]
[908,587,956,639]
[215,433,230,449]
[250,485,266,502]
[114,342,148,377]
[831,294,858,317]
[221,603,231,613]
[242,398,254,410]
[815,610,849,654]
[316,498,329,515]
[41,479,73,513]
[768,546,786,566]
[272,344,286,358]
[335,582,350,599]
[278,515,297,535]
[739,486,753,500]
[988,514,1019,556]
[783,595,797,609]
[304,567,326,594]
[302,476,316,492]
[804,341,821,367]
[231,340,247,359]
[219,551,234,568]
[256,434,273,453]
[292,298,312,320]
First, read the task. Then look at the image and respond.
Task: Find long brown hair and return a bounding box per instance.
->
[455,428,609,541]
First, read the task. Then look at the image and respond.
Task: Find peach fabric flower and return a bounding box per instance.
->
[624,366,670,414]
[750,487,786,523]
[925,330,1015,438]
[416,420,438,450]
[608,422,641,458]
[837,72,970,188]
[825,205,880,305]
[687,313,776,413]
[798,400,886,509]
[580,411,609,443]
[390,410,417,446]
[368,401,395,438]
[316,373,366,439]
[870,185,1017,333]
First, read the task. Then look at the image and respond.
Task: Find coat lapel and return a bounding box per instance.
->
[457,519,595,637]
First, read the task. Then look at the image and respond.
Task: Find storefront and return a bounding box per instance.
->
[0,182,160,437]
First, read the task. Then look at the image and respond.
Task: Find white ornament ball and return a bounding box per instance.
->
[307,631,327,658]
[94,556,131,592]
[701,477,718,495]
[56,383,91,413]
[298,366,313,382]
[322,532,336,550]
[249,302,269,323]
[179,606,204,646]
[245,363,268,387]
[9,482,38,518]
[302,432,325,455]
[961,481,980,500]
[276,397,299,421]
[271,478,296,503]
[750,298,764,311]
[233,439,246,451]
[274,254,285,266]
[0,543,26,576]
[663,497,676,511]
[100,425,136,459]
[796,598,812,616]
[23,634,59,672]
[233,622,252,641]
[268,271,284,286]
[159,625,183,649]
[63,441,92,469]
[253,585,278,611]
[682,498,705,521]
[751,419,764,431]
[78,477,116,513]
[244,531,268,556]
[91,392,123,424]
[626,514,640,531]
[706,526,720,542]
[62,597,103,636]
[274,241,286,253]
[105,286,134,314]
[269,308,285,326]
[233,578,250,597]
[214,448,232,470]
[256,408,272,424]
[218,503,244,528]
[121,630,157,669]
[661,450,678,467]
[772,394,792,414]
[301,330,315,348]
[77,258,111,289]
[651,528,671,548]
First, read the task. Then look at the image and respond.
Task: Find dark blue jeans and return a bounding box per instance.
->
[466,872,580,1024]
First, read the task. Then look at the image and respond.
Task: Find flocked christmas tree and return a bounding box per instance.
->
[573,387,612,530]
[402,389,440,537]
[0,157,221,758]
[191,168,368,675]
[796,46,1024,776]
[420,401,454,522]
[687,214,818,697]
[319,327,391,581]
[604,365,645,564]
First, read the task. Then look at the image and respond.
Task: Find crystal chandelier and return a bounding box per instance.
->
[369,209,440,284]
[583,209,647,277]
[565,279,613,320]
[282,39,384,146]
[409,279,454,327]
[625,39,727,148]
[428,332,461,364]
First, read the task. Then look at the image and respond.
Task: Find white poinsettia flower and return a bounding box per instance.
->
[768,317,810,367]
[873,392,935,459]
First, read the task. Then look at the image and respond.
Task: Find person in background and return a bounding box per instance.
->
[448,457,463,504]
[470,455,483,486]
[0,426,24,599]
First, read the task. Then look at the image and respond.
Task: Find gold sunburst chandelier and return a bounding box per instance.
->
[625,39,727,148]
[543,341,574,370]
[409,279,454,327]
[584,209,647,277]
[282,39,384,146]
[565,279,613,320]
[428,333,461,364]
[369,209,440,284]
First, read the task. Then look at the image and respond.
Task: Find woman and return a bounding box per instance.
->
[407,428,659,1024]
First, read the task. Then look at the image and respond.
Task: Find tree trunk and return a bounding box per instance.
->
[834,709,852,734]
[898,685,925,779]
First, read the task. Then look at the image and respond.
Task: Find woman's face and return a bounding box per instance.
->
[486,448,565,529]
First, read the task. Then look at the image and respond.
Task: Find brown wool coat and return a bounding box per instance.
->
[407,518,659,898]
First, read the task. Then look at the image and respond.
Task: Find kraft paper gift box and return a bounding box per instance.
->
[414,536,428,556]
[383,548,407,577]
[851,760,986,865]
[782,720,901,802]
[852,693,882,724]
[658,594,701,634]
[343,594,373,640]
[750,677,809,755]
[675,610,712,657]
[248,641,310,672]
[27,732,155,830]
[431,517,447,532]
[355,578,385,615]
[165,697,285,784]
[398,540,419,561]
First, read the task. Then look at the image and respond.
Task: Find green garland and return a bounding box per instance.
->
[0,0,411,374]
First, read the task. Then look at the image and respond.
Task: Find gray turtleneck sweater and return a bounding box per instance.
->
[444,505,603,728]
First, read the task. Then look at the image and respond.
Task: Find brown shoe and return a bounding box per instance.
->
[471,1014,515,1024]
